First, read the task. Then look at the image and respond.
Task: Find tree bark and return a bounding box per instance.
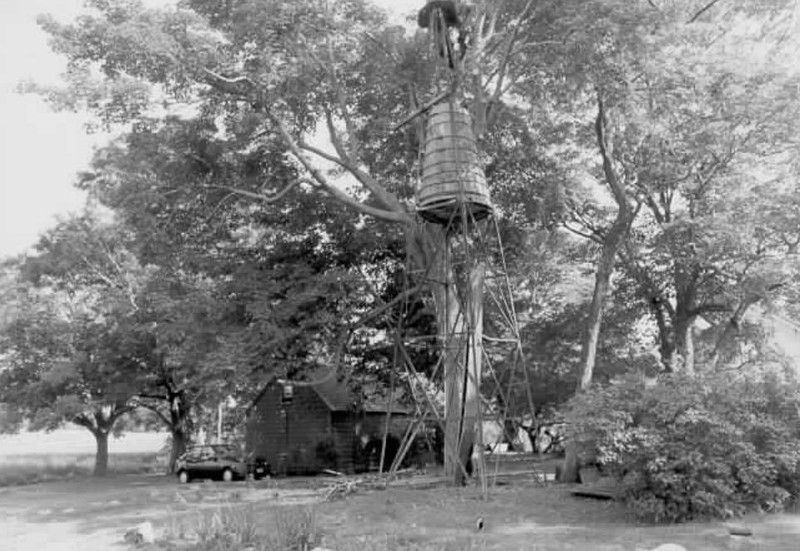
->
[459,260,485,485]
[168,392,191,473]
[672,316,695,374]
[708,297,757,370]
[578,244,618,389]
[73,405,127,477]
[560,91,637,484]
[169,427,189,473]
[433,239,466,484]
[428,227,486,485]
[92,429,110,477]
[560,218,631,483]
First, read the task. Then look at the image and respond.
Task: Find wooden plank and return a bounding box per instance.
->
[570,478,635,500]
[487,469,548,482]
[570,486,618,500]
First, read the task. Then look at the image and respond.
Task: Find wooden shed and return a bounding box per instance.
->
[245,377,411,475]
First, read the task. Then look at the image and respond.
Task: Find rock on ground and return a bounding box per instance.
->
[123,521,155,545]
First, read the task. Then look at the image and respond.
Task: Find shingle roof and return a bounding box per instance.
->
[247,374,411,414]
[311,376,359,412]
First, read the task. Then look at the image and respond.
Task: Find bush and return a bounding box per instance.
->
[563,372,800,522]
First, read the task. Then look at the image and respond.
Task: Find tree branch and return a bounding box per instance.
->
[293,136,409,221]
[363,31,401,65]
[325,34,360,159]
[351,284,425,329]
[103,404,133,429]
[202,61,409,224]
[205,180,301,204]
[72,414,96,431]
[324,108,354,164]
[688,0,725,23]
[563,221,604,244]
[687,302,732,318]
[595,92,630,212]
[491,22,521,103]
[200,67,257,98]
[133,399,172,427]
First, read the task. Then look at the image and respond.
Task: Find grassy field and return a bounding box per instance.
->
[0,429,168,486]
[153,479,800,551]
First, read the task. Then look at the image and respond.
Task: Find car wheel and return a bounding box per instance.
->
[177,470,190,484]
[221,468,234,482]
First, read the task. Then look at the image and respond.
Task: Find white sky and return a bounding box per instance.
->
[0,0,419,259]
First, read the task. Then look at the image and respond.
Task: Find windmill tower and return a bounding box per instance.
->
[380,1,535,492]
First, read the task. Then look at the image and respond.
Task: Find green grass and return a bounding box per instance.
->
[0,452,165,486]
[164,504,320,551]
[162,502,490,551]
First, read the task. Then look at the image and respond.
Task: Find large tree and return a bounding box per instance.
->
[515,0,800,479]
[14,214,228,472]
[0,265,140,476]
[33,0,559,483]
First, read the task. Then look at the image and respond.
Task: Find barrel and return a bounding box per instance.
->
[417,101,493,225]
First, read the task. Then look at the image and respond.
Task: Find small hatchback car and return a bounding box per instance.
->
[175,444,249,483]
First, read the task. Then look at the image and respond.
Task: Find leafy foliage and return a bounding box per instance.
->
[12,0,800,489]
[565,372,800,522]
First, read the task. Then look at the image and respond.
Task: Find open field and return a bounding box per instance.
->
[0,452,165,486]
[1,471,799,551]
[0,430,169,487]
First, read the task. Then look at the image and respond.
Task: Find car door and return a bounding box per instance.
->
[189,446,215,478]
[211,445,236,477]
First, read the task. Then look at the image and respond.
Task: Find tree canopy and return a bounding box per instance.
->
[3,0,800,481]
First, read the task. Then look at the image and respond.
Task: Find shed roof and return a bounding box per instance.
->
[251,374,411,415]
[311,376,359,412]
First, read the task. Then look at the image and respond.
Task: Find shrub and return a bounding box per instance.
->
[563,372,800,522]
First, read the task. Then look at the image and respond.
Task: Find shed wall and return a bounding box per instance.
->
[246,384,333,475]
[246,383,412,475]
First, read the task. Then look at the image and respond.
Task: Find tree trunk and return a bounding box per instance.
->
[578,247,617,390]
[428,227,486,486]
[168,392,191,473]
[560,221,629,483]
[459,260,485,485]
[708,298,756,370]
[665,314,695,374]
[92,429,110,477]
[680,321,695,374]
[169,428,188,473]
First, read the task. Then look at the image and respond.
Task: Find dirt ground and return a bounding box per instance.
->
[1,473,800,551]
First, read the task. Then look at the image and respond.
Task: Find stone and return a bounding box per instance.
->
[123,521,155,545]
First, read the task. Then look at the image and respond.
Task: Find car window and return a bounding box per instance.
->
[181,445,241,462]
[184,446,212,460]
[212,446,238,460]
